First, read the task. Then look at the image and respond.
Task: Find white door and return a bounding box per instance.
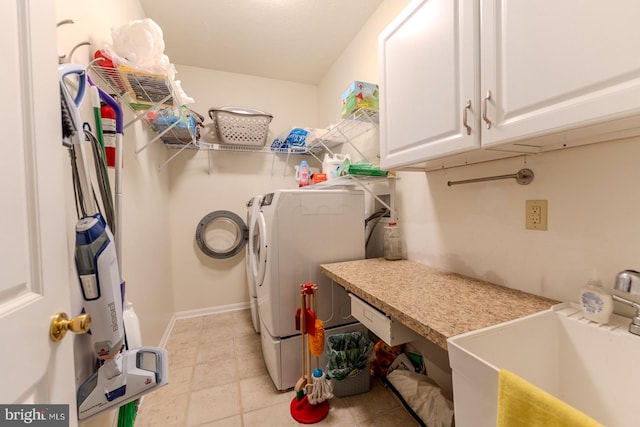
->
[480,0,640,148]
[1,0,77,421]
[379,0,479,169]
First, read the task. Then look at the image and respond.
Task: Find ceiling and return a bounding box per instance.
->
[139,0,383,85]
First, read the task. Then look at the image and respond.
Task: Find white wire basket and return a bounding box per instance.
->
[208,107,273,146]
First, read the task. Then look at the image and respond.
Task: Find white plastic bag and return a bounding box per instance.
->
[110,18,171,73]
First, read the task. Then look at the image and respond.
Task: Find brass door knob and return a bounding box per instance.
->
[49,312,91,342]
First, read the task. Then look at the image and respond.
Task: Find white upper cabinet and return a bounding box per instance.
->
[379,0,480,169]
[380,0,640,170]
[480,0,640,152]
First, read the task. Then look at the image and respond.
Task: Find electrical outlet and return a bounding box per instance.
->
[526,200,548,230]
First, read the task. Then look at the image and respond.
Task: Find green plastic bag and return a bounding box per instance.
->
[326,331,373,380]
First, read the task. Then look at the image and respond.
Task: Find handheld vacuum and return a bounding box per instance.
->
[59,63,168,420]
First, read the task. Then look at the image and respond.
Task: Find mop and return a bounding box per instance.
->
[290,283,331,424]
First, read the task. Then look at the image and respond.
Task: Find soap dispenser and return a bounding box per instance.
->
[579,276,613,324]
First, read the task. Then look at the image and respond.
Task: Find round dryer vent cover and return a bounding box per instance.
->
[195,210,248,259]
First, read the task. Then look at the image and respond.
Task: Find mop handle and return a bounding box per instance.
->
[306,292,312,383]
[312,285,317,313]
[312,287,319,367]
[300,288,306,379]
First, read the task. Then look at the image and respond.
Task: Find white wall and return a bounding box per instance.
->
[56,0,174,362]
[167,65,319,312]
[390,136,640,397]
[400,139,640,305]
[318,0,412,126]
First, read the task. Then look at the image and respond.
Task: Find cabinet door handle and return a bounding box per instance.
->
[482,90,492,129]
[463,100,472,135]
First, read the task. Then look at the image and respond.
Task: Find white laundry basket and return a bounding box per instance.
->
[208,106,272,146]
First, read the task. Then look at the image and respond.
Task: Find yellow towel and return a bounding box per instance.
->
[497,369,604,427]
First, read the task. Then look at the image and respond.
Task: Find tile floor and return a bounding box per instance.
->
[135,309,419,426]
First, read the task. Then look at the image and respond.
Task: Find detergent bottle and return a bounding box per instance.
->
[295,160,310,187]
[322,153,350,180]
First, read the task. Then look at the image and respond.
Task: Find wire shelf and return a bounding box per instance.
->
[90,65,175,108]
[89,63,378,172]
[308,109,379,151]
[89,64,198,146]
[199,142,308,154]
[200,108,378,156]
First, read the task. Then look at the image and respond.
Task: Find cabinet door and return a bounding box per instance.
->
[379,0,479,169]
[481,0,640,149]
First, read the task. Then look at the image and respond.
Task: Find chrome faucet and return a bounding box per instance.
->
[612,270,640,336]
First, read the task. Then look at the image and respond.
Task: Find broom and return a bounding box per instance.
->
[290,284,330,424]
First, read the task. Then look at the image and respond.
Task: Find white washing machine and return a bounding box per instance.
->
[245,195,263,333]
[255,189,365,390]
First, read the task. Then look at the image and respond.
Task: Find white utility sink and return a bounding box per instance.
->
[448,302,639,427]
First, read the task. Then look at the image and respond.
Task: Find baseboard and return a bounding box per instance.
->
[159,302,251,347]
[174,301,251,320]
[158,313,176,349]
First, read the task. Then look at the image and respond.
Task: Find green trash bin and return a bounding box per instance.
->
[326,331,374,397]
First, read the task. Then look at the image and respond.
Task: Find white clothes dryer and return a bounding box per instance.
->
[256,188,365,390]
[245,195,263,333]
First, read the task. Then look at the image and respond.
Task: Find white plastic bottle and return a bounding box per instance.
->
[579,278,613,324]
[383,222,402,261]
[122,300,142,348]
[322,154,349,180]
[296,160,310,187]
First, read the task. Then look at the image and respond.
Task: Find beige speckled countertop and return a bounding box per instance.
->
[320,258,558,350]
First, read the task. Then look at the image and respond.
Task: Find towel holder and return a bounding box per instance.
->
[447,168,534,187]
